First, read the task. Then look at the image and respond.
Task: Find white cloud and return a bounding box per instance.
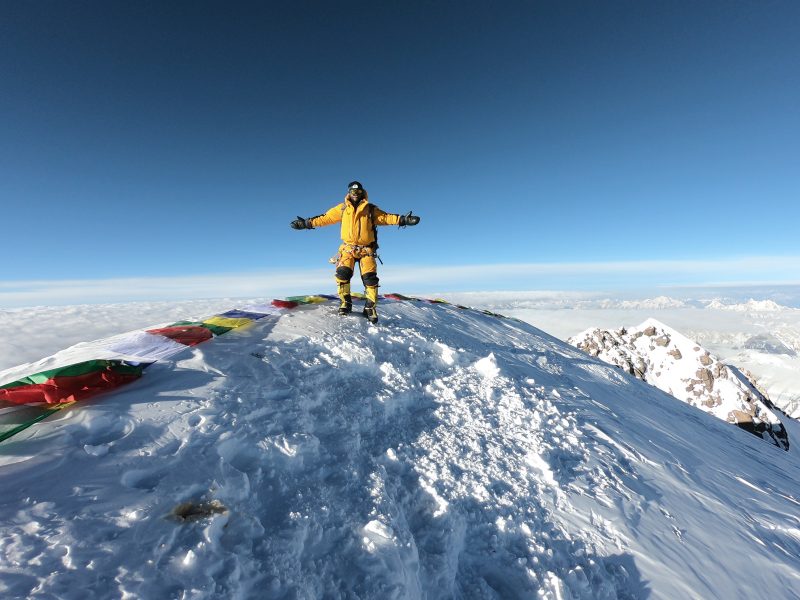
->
[0,270,330,307]
[1,256,799,308]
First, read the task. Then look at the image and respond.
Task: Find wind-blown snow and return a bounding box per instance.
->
[2,300,800,598]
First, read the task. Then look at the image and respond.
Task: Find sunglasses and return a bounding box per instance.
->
[348,187,364,194]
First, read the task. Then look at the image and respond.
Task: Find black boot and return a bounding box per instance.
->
[363,300,378,324]
[339,295,352,315]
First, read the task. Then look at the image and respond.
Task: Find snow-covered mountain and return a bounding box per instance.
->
[569,318,789,450]
[706,298,788,312]
[471,294,800,422]
[3,298,800,599]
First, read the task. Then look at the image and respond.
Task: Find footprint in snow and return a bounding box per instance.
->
[121,468,165,491]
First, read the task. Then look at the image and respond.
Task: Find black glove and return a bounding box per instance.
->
[399,211,420,227]
[290,216,312,230]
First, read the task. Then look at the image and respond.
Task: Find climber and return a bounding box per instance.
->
[290,181,420,324]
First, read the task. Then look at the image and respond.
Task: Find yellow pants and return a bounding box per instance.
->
[334,244,379,306]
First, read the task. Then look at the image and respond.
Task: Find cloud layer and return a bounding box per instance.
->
[2,256,799,308]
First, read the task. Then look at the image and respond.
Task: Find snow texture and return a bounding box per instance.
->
[2,299,800,599]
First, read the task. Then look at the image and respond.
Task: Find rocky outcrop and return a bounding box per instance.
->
[569,318,789,451]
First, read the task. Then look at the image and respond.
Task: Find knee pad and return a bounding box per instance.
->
[361,271,379,287]
[335,266,354,282]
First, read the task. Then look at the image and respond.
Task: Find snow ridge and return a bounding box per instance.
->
[2,300,800,599]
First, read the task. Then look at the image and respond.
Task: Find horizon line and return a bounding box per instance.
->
[2,255,799,308]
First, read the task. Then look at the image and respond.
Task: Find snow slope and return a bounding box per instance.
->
[456,294,800,420]
[2,298,800,599]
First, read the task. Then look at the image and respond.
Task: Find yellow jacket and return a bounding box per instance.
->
[308,192,401,247]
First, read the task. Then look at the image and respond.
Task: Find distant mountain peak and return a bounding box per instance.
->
[706,298,787,312]
[569,319,789,450]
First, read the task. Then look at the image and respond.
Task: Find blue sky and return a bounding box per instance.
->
[1,1,799,304]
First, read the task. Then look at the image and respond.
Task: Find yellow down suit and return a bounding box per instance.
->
[307,192,402,307]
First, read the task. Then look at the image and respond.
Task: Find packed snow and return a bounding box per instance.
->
[3,298,800,598]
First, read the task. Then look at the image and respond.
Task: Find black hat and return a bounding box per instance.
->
[347,181,364,191]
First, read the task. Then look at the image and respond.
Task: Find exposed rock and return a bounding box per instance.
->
[170,499,227,522]
[742,370,773,404]
[655,335,671,347]
[696,368,714,391]
[713,363,727,379]
[668,348,683,360]
[633,358,647,378]
[730,410,754,424]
